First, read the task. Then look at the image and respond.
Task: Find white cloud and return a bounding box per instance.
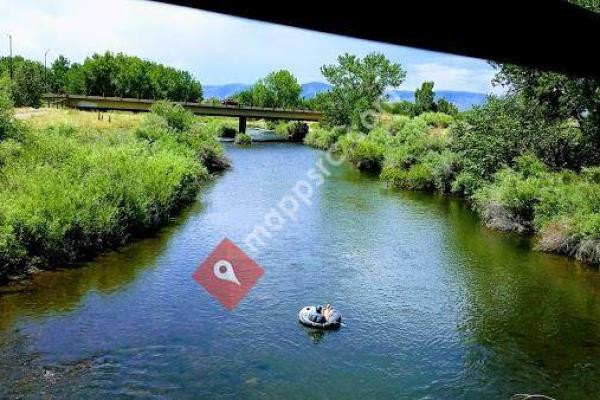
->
[0,0,498,93]
[401,63,501,94]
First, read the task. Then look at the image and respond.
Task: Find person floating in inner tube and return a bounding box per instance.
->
[323,304,333,320]
[309,305,326,323]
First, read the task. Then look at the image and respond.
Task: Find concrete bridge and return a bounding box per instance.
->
[43,94,324,133]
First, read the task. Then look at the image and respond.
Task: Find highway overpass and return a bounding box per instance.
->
[43,94,324,133]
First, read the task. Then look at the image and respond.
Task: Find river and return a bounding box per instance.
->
[2,142,600,399]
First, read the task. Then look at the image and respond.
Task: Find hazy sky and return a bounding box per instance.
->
[0,0,501,93]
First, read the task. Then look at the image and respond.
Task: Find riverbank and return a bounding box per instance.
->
[305,108,600,266]
[0,100,229,282]
[3,141,600,399]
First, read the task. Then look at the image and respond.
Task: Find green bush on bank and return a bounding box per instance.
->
[0,76,21,143]
[0,100,227,280]
[450,96,587,183]
[337,128,390,172]
[234,132,252,145]
[303,102,600,265]
[471,154,600,263]
[304,124,346,150]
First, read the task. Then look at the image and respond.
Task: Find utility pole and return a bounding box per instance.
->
[6,34,13,80]
[44,49,51,92]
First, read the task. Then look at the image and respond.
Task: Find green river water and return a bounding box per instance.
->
[2,142,600,399]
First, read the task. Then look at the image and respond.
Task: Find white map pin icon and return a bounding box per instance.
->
[213,259,241,286]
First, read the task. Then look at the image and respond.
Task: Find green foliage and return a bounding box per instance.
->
[49,55,70,94]
[0,122,208,278]
[388,115,412,134]
[387,83,459,118]
[414,81,436,115]
[234,132,252,145]
[287,121,309,142]
[0,225,26,276]
[380,115,456,192]
[469,152,600,263]
[472,161,544,228]
[436,98,459,116]
[219,126,237,139]
[236,70,301,108]
[304,125,346,150]
[338,129,390,171]
[0,103,227,279]
[149,101,195,132]
[273,121,290,136]
[450,95,587,182]
[319,53,406,130]
[492,61,600,163]
[138,104,228,171]
[0,76,17,141]
[569,0,600,13]
[388,101,415,117]
[418,112,454,129]
[1,52,203,104]
[0,56,44,107]
[182,123,229,170]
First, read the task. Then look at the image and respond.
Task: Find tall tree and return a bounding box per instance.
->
[50,55,71,94]
[262,70,301,108]
[12,58,44,107]
[320,52,406,130]
[236,69,301,108]
[492,62,600,156]
[414,81,436,114]
[0,75,15,141]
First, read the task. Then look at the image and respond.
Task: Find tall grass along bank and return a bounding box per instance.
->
[306,102,600,266]
[0,97,228,281]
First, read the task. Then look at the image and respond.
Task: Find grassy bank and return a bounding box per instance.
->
[306,103,600,266]
[0,92,228,281]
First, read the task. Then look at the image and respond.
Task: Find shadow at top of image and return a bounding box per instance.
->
[157,0,600,79]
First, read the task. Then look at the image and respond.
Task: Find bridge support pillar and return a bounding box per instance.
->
[239,116,247,134]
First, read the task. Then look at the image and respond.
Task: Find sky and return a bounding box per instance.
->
[0,0,502,93]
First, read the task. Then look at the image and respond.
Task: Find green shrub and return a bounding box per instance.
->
[137,107,228,171]
[388,115,412,135]
[338,130,388,172]
[182,124,230,170]
[149,101,195,132]
[0,109,227,279]
[581,166,600,183]
[274,121,290,136]
[417,112,454,128]
[473,169,540,227]
[136,113,174,142]
[0,75,18,142]
[234,132,252,145]
[450,95,588,181]
[304,125,346,150]
[423,150,461,192]
[0,225,26,278]
[388,100,415,117]
[219,126,237,138]
[382,161,434,190]
[451,171,484,196]
[287,121,309,142]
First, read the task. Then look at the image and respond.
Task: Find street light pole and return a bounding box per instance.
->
[44,49,51,92]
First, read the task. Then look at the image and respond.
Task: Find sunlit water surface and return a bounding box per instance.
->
[2,142,600,399]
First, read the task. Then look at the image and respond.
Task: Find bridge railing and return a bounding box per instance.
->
[42,94,322,115]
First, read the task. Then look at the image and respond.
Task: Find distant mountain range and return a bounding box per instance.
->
[203,82,488,110]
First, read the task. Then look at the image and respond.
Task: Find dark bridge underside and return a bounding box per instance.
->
[152,0,600,79]
[44,94,323,133]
